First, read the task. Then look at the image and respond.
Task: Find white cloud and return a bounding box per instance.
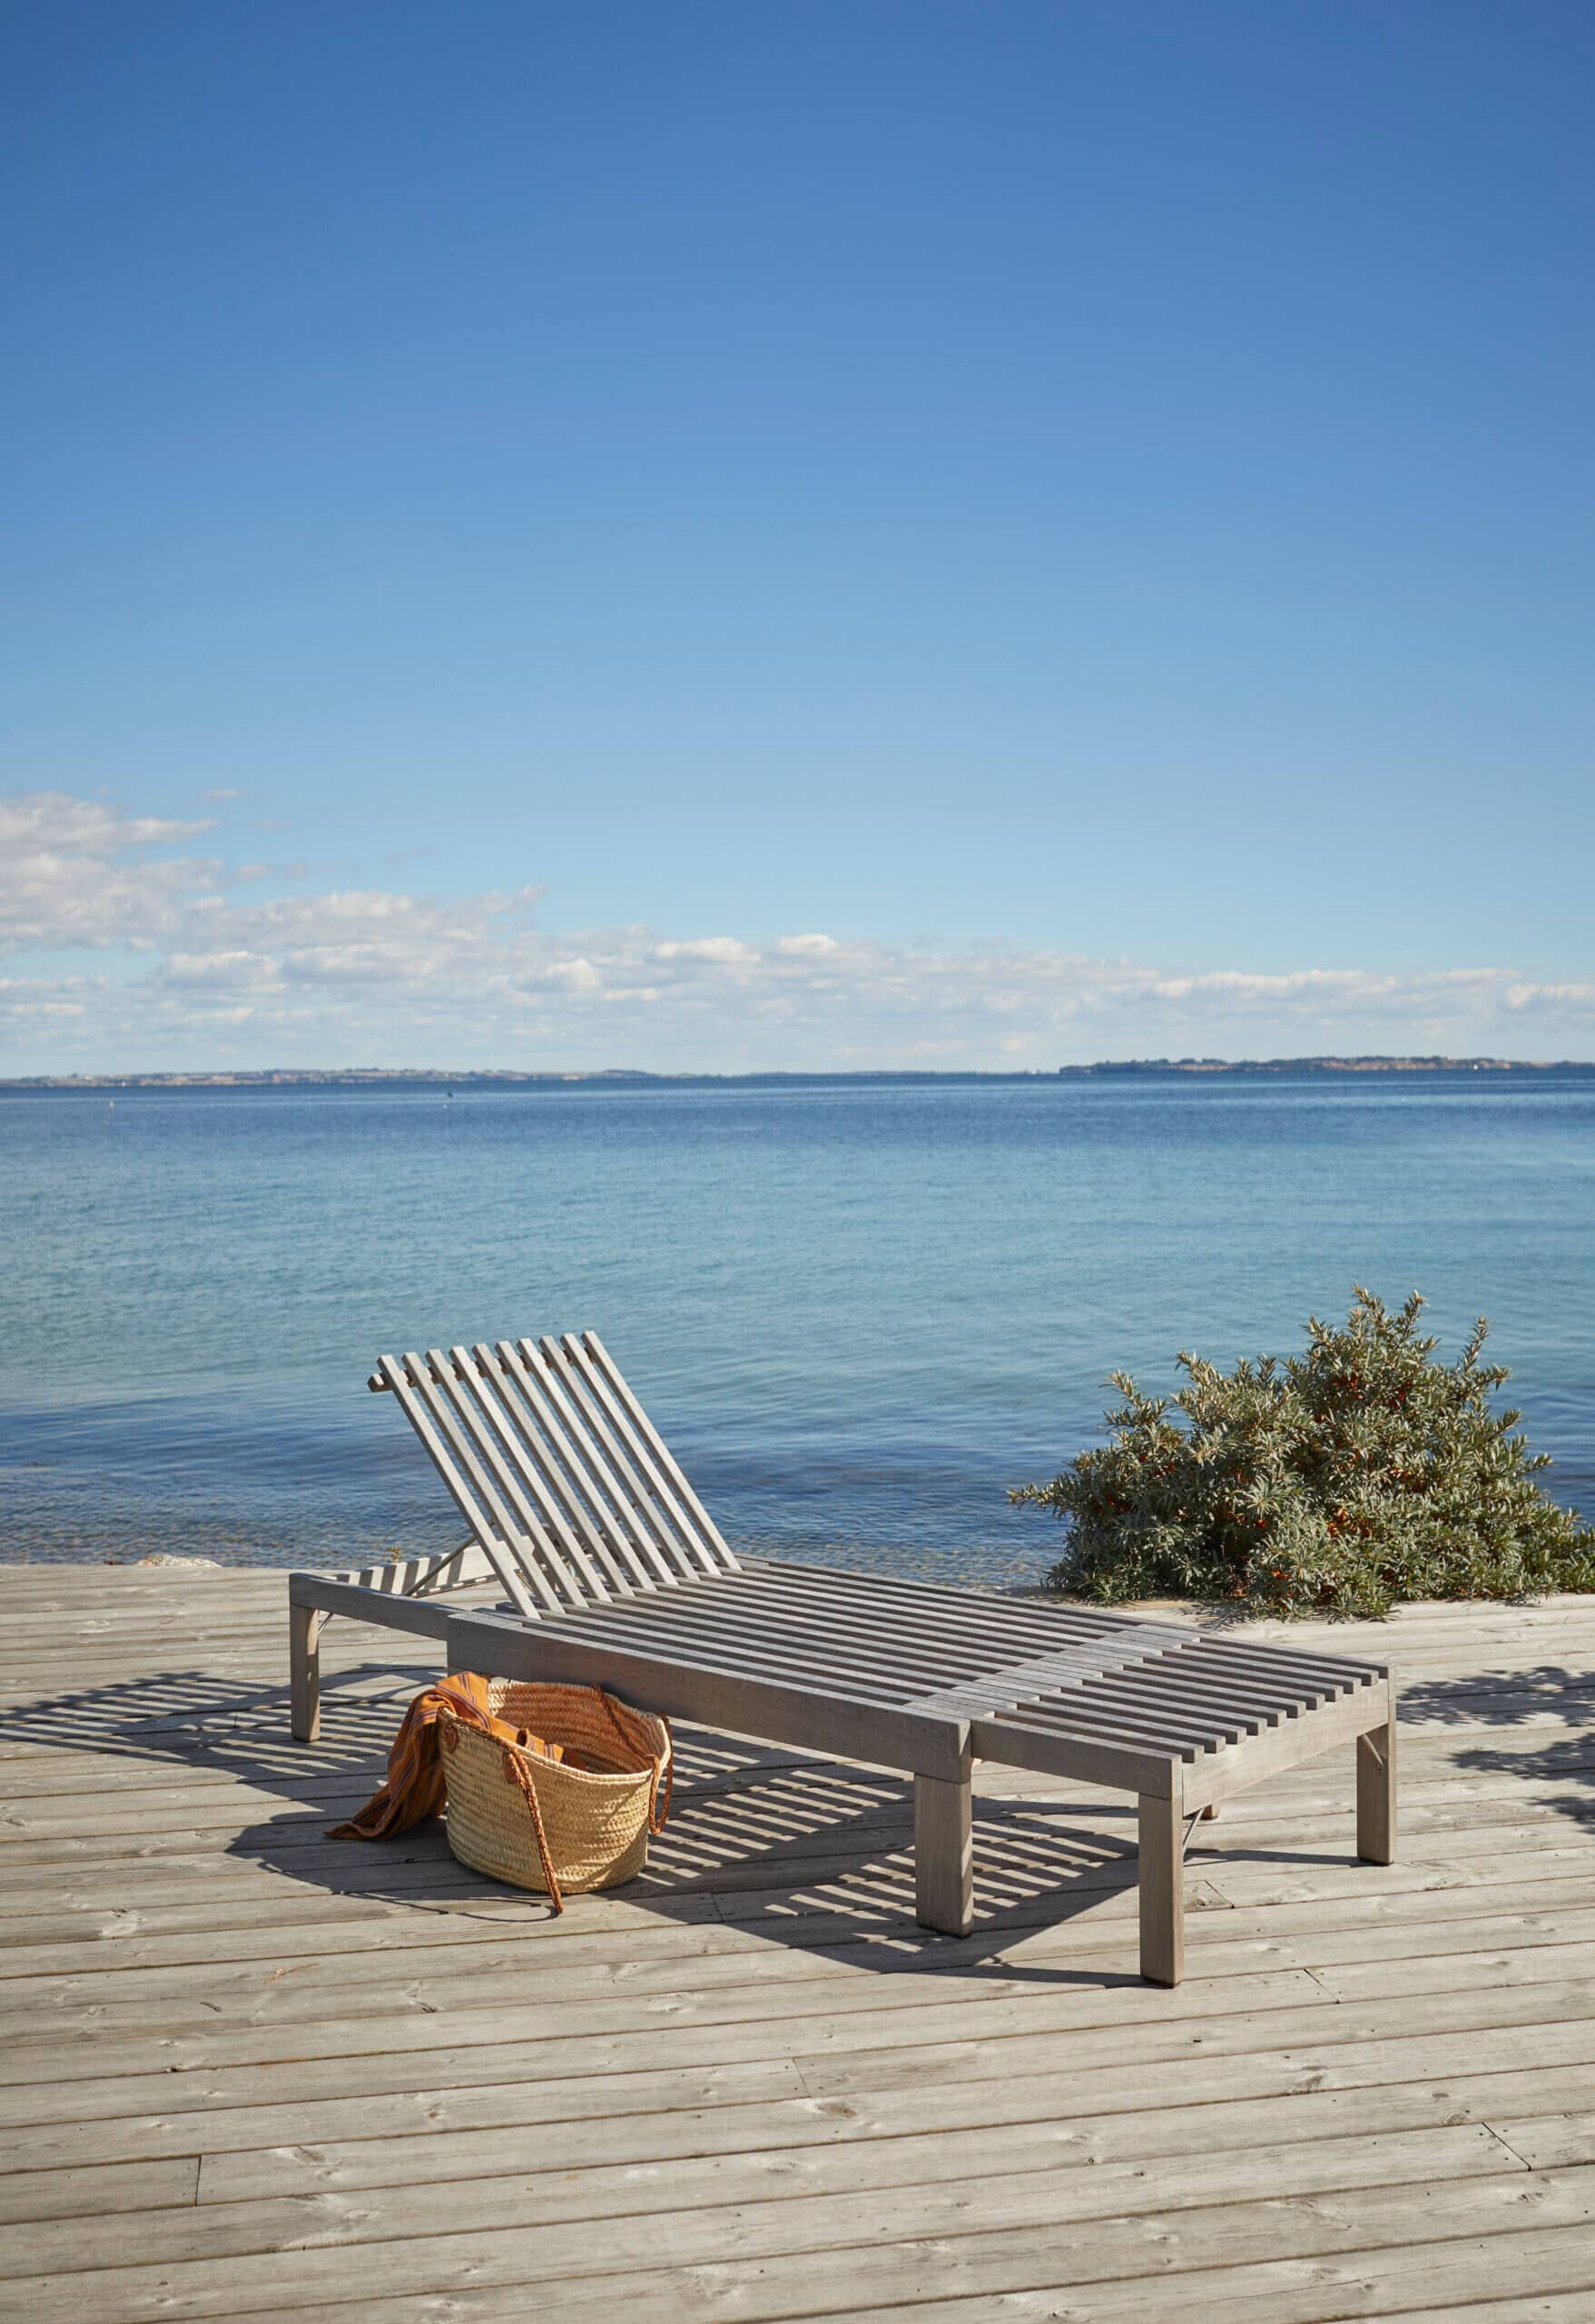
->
[651,937,757,964]
[158,951,286,992]
[1506,980,1595,1010]
[1,789,1591,1071]
[0,793,219,955]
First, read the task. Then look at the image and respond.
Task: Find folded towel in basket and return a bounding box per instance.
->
[331,1671,564,1840]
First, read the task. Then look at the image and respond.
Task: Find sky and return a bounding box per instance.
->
[3,1,1591,1073]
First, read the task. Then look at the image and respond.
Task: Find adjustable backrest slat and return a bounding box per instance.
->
[556,1338,720,1571]
[407,1352,567,1616]
[584,1332,741,1574]
[411,1347,574,1617]
[372,1330,737,1612]
[465,1347,627,1599]
[524,1338,684,1589]
[490,1341,654,1595]
[375,1354,543,1620]
[442,1346,610,1608]
[556,1335,717,1581]
[424,1353,574,1607]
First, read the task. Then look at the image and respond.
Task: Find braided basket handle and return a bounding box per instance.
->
[497,1743,565,1914]
[592,1689,674,1833]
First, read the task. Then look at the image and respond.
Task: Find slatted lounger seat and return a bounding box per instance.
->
[290,1334,1396,1984]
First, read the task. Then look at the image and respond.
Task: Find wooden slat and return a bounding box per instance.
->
[335,1541,495,1596]
[551,1334,712,1581]
[537,1610,974,1701]
[548,1583,1031,1695]
[1073,1657,1342,1724]
[723,1574,1209,1679]
[748,1562,1378,1690]
[911,1636,1177,1711]
[0,2140,1559,2314]
[738,1556,1183,1637]
[742,1572,1355,1721]
[1182,1636,1385,1688]
[499,1578,1311,1745]
[977,1700,1202,1765]
[738,1558,1193,1646]
[487,1341,644,1596]
[1152,1640,1360,1704]
[440,1344,610,1606]
[409,1346,572,1614]
[583,1331,741,1572]
[684,1566,1145,1661]
[659,1594,1027,1682]
[1082,1658,1283,1726]
[517,1337,683,1591]
[175,2056,1595,2207]
[526,1621,935,1708]
[373,1353,541,1620]
[1067,1681,1255,1750]
[0,2153,200,2225]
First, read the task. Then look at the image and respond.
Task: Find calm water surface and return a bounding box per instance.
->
[2,1075,1591,1583]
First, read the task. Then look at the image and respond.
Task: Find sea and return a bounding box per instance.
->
[3,1072,1591,1584]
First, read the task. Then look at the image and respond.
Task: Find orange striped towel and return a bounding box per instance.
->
[331,1672,564,1840]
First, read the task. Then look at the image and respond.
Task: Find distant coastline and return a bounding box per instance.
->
[4,1056,1592,1092]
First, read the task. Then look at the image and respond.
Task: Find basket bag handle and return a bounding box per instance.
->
[590,1689,674,1835]
[446,1687,673,1917]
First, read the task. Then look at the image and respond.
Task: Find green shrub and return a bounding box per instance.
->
[1010,1288,1595,1618]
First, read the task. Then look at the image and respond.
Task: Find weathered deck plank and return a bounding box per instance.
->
[2,1569,1594,2319]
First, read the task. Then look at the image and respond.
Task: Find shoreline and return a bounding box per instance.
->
[6,1056,1594,1093]
[67,1553,1595,1627]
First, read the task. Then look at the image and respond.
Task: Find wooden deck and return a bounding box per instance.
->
[5,1567,1595,2320]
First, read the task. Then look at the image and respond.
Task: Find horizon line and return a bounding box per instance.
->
[5,1053,1595,1090]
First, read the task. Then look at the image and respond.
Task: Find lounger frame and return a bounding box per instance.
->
[290,1335,1395,1984]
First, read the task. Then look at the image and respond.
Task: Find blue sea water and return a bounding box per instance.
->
[2,1074,1591,1584]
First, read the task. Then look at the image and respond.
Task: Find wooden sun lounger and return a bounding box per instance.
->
[289,1333,1396,1984]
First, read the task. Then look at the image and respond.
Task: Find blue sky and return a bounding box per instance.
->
[3,2,1591,1069]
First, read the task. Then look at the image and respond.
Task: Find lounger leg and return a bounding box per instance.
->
[290,1602,322,1744]
[914,1772,973,1936]
[1138,1792,1184,1986]
[1357,1713,1396,1865]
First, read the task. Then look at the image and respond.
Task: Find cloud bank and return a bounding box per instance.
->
[2,791,1590,1071]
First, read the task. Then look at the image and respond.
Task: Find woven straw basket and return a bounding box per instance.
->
[438,1680,671,1911]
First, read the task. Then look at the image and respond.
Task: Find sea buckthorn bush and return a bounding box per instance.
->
[1012,1288,1595,1618]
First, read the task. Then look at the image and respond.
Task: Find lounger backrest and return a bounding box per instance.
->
[369,1332,740,1620]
